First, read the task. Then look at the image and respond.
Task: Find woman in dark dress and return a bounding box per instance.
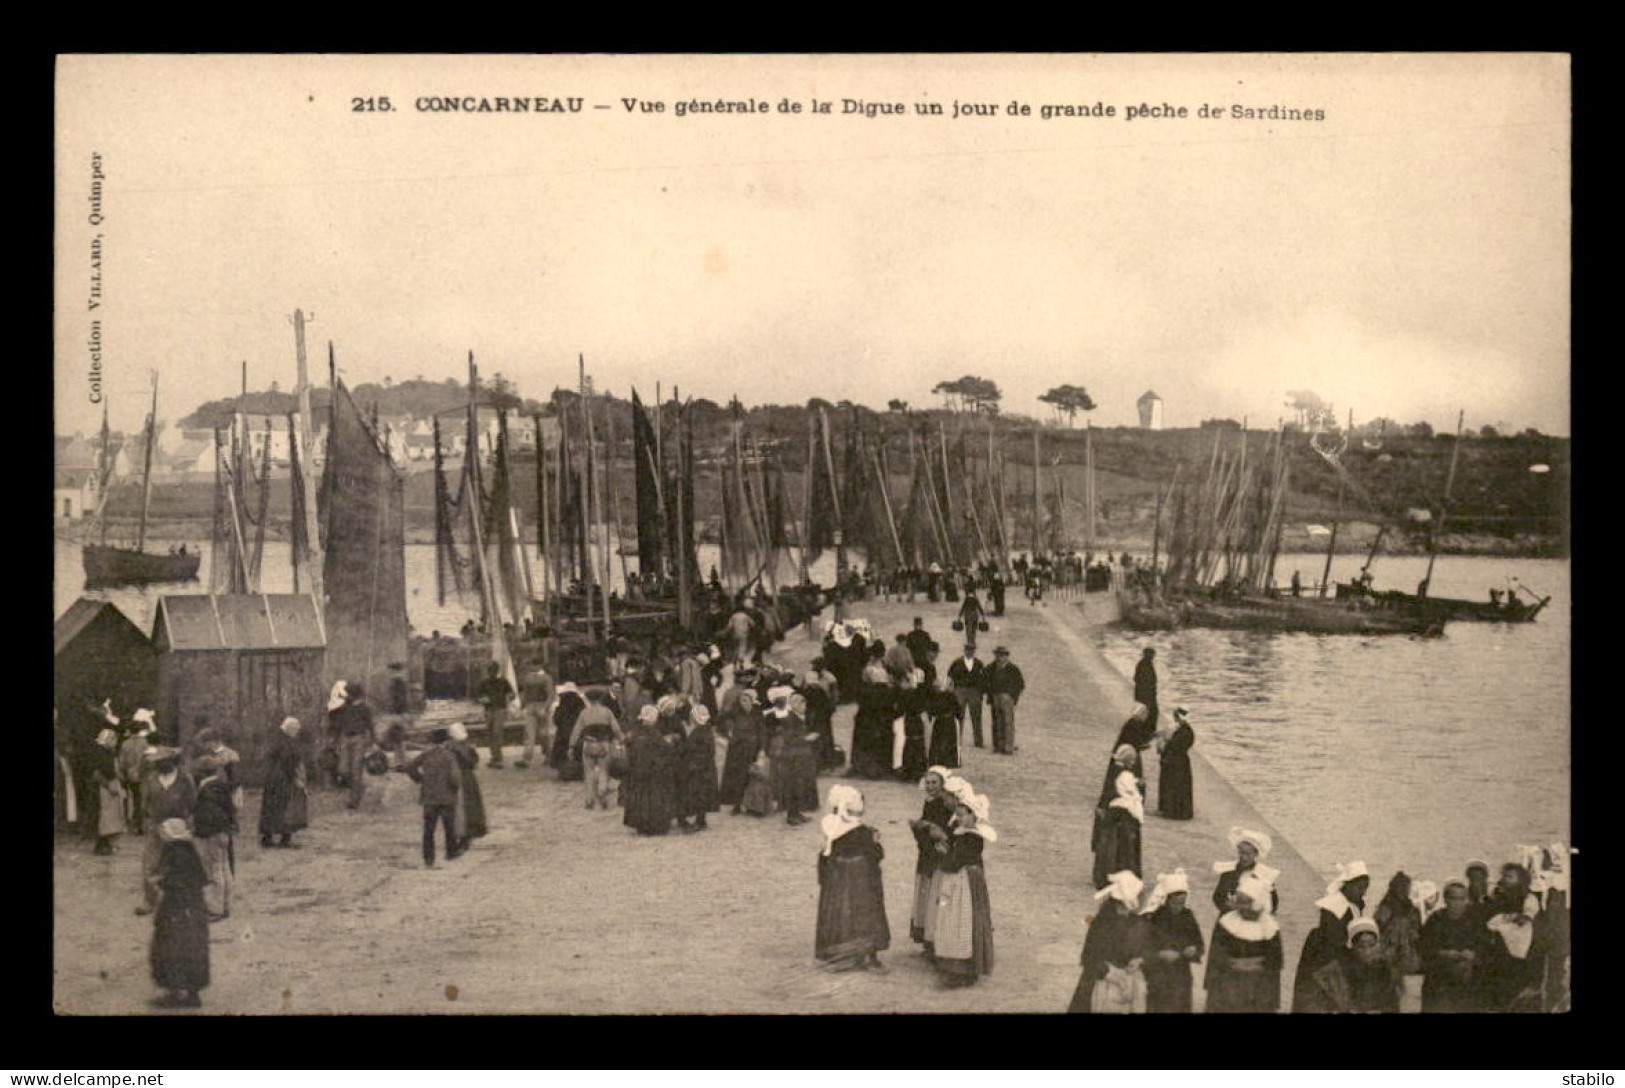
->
[800,672,839,771]
[1204,872,1283,1013]
[1300,917,1400,1013]
[849,677,896,780]
[549,683,587,771]
[1212,828,1282,915]
[1293,861,1371,1012]
[1420,879,1489,1012]
[717,687,765,812]
[1091,745,1143,888]
[897,672,929,783]
[623,706,678,836]
[676,704,720,833]
[1108,704,1155,797]
[929,789,996,987]
[1069,869,1146,1012]
[815,785,889,971]
[1141,870,1206,1013]
[923,681,961,770]
[149,818,209,1008]
[1155,707,1195,820]
[909,768,956,950]
[446,722,488,852]
[769,694,821,825]
[258,717,306,849]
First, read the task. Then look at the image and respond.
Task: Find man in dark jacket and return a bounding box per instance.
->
[407,729,462,868]
[947,643,988,748]
[904,617,934,669]
[191,755,236,920]
[985,646,1026,755]
[331,684,376,809]
[477,663,515,768]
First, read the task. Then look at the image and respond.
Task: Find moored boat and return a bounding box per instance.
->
[83,544,200,587]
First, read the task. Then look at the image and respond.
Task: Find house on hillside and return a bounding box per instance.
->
[54,467,100,519]
[1137,390,1165,430]
[162,436,217,476]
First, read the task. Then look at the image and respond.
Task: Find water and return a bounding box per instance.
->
[1090,553,1570,891]
[55,539,1569,890]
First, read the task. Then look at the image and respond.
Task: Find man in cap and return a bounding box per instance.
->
[984,646,1026,755]
[476,662,515,768]
[118,709,157,834]
[948,644,988,749]
[135,745,196,915]
[407,728,462,868]
[514,659,557,771]
[904,617,934,670]
[332,682,377,808]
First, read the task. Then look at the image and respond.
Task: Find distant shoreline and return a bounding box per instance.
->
[57,517,1567,560]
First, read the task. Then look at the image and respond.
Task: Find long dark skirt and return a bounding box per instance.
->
[150,842,210,992]
[717,726,761,806]
[1091,808,1142,888]
[899,714,928,780]
[679,762,721,817]
[625,750,678,835]
[816,845,890,966]
[927,713,960,769]
[1145,961,1195,1013]
[258,775,303,838]
[850,709,894,779]
[459,766,488,839]
[933,865,994,979]
[1158,751,1193,820]
[772,749,820,814]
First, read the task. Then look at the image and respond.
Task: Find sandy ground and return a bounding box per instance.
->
[54,588,1327,1015]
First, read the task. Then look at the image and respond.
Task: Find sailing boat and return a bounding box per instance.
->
[83,373,201,587]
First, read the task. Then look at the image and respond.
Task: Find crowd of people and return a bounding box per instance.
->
[55,551,1569,1013]
[1078,677,1572,1013]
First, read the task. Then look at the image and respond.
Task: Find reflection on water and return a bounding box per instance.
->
[1092,554,1569,889]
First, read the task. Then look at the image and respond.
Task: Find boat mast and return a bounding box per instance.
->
[136,371,158,552]
[291,309,324,618]
[96,397,111,546]
[1030,426,1041,558]
[1421,410,1466,595]
[1085,418,1096,556]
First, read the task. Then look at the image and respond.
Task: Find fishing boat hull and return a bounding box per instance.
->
[1123,591,1439,636]
[82,545,201,587]
[1335,583,1547,623]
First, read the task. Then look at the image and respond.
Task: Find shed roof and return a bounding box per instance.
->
[154,594,326,651]
[55,598,148,656]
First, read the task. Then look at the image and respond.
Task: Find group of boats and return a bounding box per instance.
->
[1118,414,1552,636]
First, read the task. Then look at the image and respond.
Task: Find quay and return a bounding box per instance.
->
[54,587,1325,1014]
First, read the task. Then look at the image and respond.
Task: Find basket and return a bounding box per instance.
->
[978,620,990,632]
[951,619,965,632]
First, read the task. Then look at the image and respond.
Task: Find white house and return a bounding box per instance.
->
[54,467,99,519]
[1137,390,1165,430]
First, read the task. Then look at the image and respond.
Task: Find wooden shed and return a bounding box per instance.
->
[54,598,159,725]
[152,594,327,785]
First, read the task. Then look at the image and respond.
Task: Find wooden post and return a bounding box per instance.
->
[1422,410,1466,595]
[1031,426,1041,558]
[136,371,158,554]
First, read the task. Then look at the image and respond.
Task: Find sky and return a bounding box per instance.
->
[55,54,1570,438]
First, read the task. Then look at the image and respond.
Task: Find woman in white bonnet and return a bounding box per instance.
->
[814,785,890,972]
[1204,870,1283,1013]
[1141,869,1205,1013]
[930,786,996,988]
[1069,869,1146,1013]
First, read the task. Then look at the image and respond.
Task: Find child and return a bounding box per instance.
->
[149,818,209,1008]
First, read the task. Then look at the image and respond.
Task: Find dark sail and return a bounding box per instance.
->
[319,377,408,701]
[805,423,838,561]
[631,390,665,577]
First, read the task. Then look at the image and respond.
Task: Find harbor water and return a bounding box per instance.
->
[55,540,1568,894]
[1091,553,1570,889]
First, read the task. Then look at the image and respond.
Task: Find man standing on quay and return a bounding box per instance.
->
[948,643,988,749]
[330,682,376,809]
[514,659,556,771]
[477,662,515,768]
[985,646,1026,755]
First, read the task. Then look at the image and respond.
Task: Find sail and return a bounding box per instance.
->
[631,390,665,577]
[804,426,837,561]
[319,378,408,701]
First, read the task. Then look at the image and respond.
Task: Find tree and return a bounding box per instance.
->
[887,398,909,412]
[933,375,1002,414]
[1038,384,1097,427]
[932,380,964,412]
[1522,427,1544,438]
[1285,389,1334,429]
[486,373,522,411]
[807,397,834,413]
[1200,417,1242,430]
[1479,423,1500,439]
[1407,421,1434,439]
